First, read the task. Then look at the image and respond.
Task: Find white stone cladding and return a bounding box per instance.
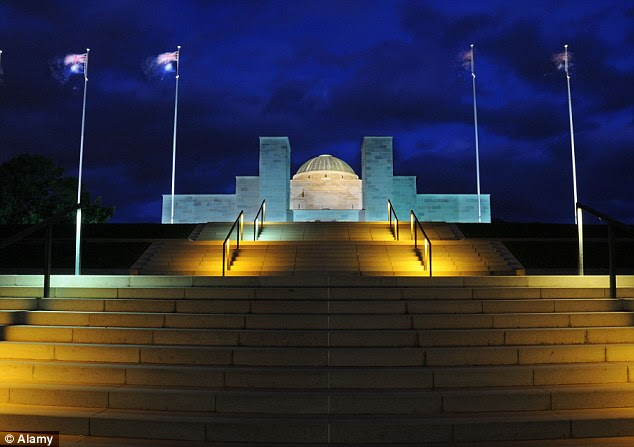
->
[290,170,362,211]
[161,136,492,223]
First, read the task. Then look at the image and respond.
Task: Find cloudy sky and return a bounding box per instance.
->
[0,0,632,223]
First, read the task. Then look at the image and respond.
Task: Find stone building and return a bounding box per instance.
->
[162,136,491,223]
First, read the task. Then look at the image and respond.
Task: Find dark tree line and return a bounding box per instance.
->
[0,154,114,224]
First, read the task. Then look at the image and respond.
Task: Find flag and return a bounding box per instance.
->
[64,53,88,74]
[553,49,571,72]
[156,51,179,72]
[461,48,473,71]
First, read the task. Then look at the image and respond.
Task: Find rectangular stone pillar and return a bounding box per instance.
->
[235,176,260,220]
[392,176,417,219]
[362,136,394,222]
[259,137,291,221]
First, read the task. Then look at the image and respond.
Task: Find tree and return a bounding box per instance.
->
[0,154,114,224]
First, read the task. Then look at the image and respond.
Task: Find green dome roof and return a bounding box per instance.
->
[296,154,356,175]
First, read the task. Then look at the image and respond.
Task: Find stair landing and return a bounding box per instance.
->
[131,222,523,276]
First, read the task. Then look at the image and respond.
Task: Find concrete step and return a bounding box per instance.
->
[0,285,623,301]
[1,358,630,389]
[56,434,634,447]
[5,382,634,415]
[17,325,633,348]
[7,310,633,330]
[3,340,634,367]
[6,402,634,443]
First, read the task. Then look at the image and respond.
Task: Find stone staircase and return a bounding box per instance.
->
[0,275,634,445]
[132,222,523,276]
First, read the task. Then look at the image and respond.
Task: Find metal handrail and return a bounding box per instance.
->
[576,202,634,298]
[387,199,399,240]
[253,199,266,241]
[222,210,244,276]
[410,210,432,276]
[0,203,83,298]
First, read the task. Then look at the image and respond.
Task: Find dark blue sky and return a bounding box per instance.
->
[1,0,632,223]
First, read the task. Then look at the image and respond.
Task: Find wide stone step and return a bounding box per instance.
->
[5,382,634,415]
[6,325,634,348]
[2,359,630,388]
[3,341,634,367]
[21,297,605,315]
[5,310,632,330]
[5,403,634,443]
[56,434,634,447]
[2,283,624,300]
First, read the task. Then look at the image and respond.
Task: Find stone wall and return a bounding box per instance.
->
[290,175,362,210]
[259,137,291,221]
[161,136,492,224]
[162,194,237,223]
[391,176,417,221]
[415,194,491,222]
[292,209,362,222]
[362,137,394,221]
[235,176,260,220]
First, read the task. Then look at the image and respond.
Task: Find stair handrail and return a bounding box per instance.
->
[387,199,399,240]
[0,202,83,298]
[222,210,244,276]
[576,202,634,298]
[253,199,266,241]
[410,210,432,276]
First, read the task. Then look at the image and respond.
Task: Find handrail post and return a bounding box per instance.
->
[576,202,633,299]
[238,211,243,249]
[608,222,616,299]
[0,203,82,298]
[44,225,52,298]
[410,210,432,277]
[222,240,226,276]
[429,240,432,277]
[222,210,245,276]
[387,199,399,241]
[253,200,266,241]
[577,204,584,275]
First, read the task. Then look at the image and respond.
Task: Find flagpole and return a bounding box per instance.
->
[170,45,181,224]
[564,44,584,275]
[75,48,89,276]
[470,44,482,223]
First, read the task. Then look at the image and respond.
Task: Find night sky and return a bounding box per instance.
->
[0,1,632,223]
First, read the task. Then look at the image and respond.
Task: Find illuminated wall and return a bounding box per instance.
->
[161,136,492,223]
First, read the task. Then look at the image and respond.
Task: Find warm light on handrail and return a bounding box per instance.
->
[222,210,245,276]
[387,199,399,240]
[410,210,432,276]
[253,199,266,241]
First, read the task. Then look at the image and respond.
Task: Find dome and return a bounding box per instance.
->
[296,154,356,175]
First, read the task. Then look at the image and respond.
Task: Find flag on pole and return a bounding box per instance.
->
[64,53,88,74]
[460,47,473,71]
[552,49,572,73]
[157,50,179,73]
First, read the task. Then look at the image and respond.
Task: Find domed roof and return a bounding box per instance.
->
[296,154,356,175]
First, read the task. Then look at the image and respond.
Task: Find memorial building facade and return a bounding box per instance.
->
[162,136,491,223]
